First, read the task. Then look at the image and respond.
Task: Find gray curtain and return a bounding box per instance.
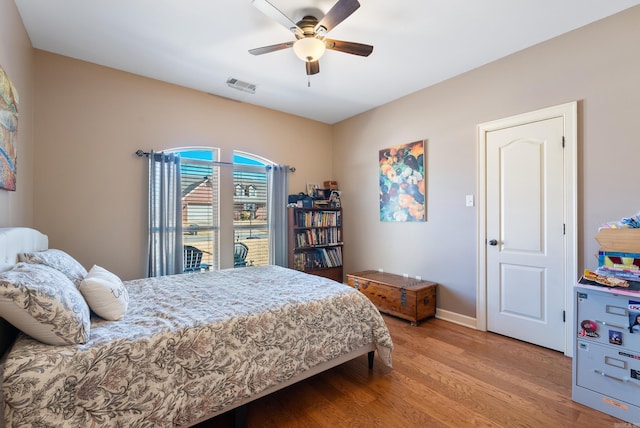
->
[267,165,290,267]
[147,151,183,277]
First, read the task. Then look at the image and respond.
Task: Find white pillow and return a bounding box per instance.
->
[0,263,91,345]
[79,265,129,321]
[20,249,87,288]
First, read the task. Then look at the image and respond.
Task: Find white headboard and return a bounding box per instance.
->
[0,227,49,271]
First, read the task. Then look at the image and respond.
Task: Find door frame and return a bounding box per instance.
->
[476,101,578,356]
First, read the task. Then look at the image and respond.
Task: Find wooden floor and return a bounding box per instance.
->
[196,316,625,428]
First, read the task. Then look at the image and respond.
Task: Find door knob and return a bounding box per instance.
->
[488,239,498,246]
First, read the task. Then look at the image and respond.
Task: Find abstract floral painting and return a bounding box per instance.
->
[379,140,426,222]
[0,65,18,191]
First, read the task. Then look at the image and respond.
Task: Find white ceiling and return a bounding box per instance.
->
[14,0,640,124]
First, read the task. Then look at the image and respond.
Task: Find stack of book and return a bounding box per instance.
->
[595,251,640,282]
[583,227,640,289]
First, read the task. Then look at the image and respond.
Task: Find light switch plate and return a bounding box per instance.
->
[465,194,474,207]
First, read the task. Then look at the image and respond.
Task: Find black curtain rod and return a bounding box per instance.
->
[135,150,295,171]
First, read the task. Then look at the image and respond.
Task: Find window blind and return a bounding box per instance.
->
[233,163,269,266]
[180,152,220,270]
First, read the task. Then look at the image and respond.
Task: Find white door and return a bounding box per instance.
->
[485,116,566,351]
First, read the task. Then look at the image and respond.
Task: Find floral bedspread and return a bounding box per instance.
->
[2,265,393,427]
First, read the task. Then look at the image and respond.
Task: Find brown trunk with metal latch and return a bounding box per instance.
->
[346,270,437,326]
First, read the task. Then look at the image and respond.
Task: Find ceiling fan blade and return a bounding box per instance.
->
[315,0,360,34]
[251,0,303,37]
[249,41,294,55]
[324,39,373,57]
[306,60,320,75]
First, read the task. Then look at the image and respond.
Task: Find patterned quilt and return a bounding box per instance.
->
[1,265,393,427]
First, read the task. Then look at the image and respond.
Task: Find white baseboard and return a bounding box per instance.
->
[435,308,477,329]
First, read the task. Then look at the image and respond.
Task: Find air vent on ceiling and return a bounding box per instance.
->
[226,78,256,94]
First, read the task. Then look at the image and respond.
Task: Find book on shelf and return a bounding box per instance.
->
[295,210,341,228]
[294,227,341,248]
[293,247,343,271]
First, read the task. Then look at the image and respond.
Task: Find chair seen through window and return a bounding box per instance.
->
[183,245,211,272]
[234,242,249,268]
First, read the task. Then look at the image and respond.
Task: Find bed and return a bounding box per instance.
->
[0,227,393,427]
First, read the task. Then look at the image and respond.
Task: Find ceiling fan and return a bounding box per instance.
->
[249,0,373,78]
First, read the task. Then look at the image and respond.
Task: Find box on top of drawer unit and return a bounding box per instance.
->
[595,228,640,253]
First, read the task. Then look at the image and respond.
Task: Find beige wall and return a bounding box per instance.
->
[0,0,34,227]
[333,6,640,318]
[6,1,640,321]
[32,52,333,280]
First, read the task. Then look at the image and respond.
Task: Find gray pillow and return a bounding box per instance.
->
[0,262,90,345]
[20,249,87,288]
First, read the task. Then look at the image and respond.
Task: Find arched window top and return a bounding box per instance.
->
[171,147,218,162]
[234,151,274,167]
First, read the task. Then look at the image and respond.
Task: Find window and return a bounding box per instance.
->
[178,149,220,270]
[165,148,273,271]
[233,152,271,267]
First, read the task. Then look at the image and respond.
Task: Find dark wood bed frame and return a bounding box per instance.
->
[0,319,17,361]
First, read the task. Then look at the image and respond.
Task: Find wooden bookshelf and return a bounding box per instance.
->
[288,207,343,282]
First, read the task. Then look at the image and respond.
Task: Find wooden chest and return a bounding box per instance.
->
[346,270,437,326]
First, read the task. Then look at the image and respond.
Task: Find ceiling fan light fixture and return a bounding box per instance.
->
[293,37,326,62]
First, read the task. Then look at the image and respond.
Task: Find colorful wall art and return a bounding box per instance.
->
[379,140,426,222]
[0,65,18,191]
